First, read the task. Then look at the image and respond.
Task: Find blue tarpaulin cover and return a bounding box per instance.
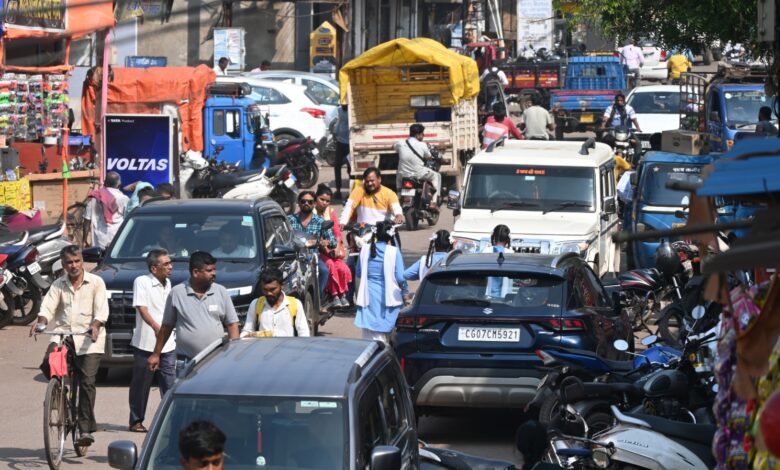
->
[697,139,780,197]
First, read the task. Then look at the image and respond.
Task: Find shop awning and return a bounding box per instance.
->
[339,37,480,103]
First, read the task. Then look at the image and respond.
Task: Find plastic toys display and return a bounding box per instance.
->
[0,73,69,143]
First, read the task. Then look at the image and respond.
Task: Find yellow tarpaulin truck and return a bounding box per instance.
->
[339,38,480,189]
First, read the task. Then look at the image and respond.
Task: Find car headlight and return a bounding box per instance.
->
[552,240,590,256]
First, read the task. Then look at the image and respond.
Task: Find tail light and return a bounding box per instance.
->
[24,248,39,265]
[300,107,326,119]
[660,50,667,61]
[396,315,426,329]
[402,180,414,189]
[400,357,406,372]
[546,318,586,331]
[0,253,8,266]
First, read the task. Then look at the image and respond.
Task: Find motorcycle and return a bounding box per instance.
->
[274,136,320,189]
[398,147,443,231]
[180,150,299,214]
[0,223,69,326]
[606,125,643,163]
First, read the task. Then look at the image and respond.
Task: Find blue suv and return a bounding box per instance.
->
[392,251,631,414]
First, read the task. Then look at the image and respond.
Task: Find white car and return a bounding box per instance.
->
[626,85,684,147]
[638,38,668,81]
[244,70,340,124]
[216,76,327,147]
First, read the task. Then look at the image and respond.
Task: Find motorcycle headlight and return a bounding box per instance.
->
[552,240,590,256]
[615,130,629,141]
[592,448,611,468]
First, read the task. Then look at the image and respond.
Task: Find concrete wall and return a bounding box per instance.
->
[135,0,296,70]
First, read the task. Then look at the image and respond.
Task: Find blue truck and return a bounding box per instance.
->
[680,71,775,153]
[626,151,716,269]
[550,56,627,140]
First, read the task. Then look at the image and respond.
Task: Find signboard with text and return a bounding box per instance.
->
[126,56,168,68]
[104,114,173,189]
[3,0,67,32]
[517,0,553,55]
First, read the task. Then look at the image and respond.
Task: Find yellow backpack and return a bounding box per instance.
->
[255,296,298,335]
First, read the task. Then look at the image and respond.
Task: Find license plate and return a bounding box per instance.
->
[311,148,320,156]
[284,178,296,188]
[400,188,416,196]
[457,327,520,342]
[579,113,594,124]
[641,140,651,149]
[28,262,41,275]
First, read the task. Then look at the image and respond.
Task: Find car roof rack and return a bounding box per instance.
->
[440,249,463,267]
[178,336,229,378]
[551,252,579,268]
[348,340,383,383]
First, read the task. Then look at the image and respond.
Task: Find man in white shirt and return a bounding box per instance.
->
[213,57,229,76]
[241,267,310,337]
[129,249,175,433]
[618,38,645,82]
[211,223,254,258]
[602,93,643,132]
[394,123,441,206]
[521,94,555,140]
[83,171,129,250]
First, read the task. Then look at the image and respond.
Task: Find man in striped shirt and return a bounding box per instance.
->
[339,167,403,227]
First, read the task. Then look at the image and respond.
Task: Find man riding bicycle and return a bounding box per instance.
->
[31,245,109,448]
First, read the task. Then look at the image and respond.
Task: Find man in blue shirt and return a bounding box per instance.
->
[288,191,337,298]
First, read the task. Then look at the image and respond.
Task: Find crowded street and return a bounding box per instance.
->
[0,0,779,469]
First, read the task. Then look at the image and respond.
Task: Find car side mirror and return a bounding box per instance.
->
[108,440,138,469]
[629,172,638,186]
[371,445,402,470]
[82,246,105,263]
[447,190,461,211]
[603,196,617,215]
[270,244,297,261]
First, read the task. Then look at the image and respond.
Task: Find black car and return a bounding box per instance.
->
[392,251,631,413]
[107,337,518,470]
[85,197,322,370]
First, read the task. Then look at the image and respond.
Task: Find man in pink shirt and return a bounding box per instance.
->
[619,38,645,84]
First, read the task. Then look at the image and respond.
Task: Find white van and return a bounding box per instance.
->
[449,139,620,276]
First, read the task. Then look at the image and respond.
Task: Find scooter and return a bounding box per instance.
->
[180,150,299,214]
[399,147,443,231]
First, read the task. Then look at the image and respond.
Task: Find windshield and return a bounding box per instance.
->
[145,396,346,469]
[724,90,776,127]
[247,110,267,134]
[463,165,595,213]
[109,214,258,261]
[420,272,563,311]
[627,91,681,114]
[640,163,704,206]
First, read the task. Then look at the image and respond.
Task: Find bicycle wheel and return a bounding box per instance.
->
[43,379,66,469]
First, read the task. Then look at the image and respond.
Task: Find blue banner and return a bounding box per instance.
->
[104,115,173,190]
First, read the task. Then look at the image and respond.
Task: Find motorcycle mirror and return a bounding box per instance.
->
[691,305,706,320]
[640,335,658,346]
[613,339,630,352]
[321,220,335,231]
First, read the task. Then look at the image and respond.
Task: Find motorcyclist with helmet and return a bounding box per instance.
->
[394,124,441,209]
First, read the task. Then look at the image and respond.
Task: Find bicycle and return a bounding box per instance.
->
[35,327,92,469]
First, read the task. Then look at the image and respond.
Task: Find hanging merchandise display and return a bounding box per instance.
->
[0,73,69,144]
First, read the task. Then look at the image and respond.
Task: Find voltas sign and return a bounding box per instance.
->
[104,115,174,189]
[3,0,67,32]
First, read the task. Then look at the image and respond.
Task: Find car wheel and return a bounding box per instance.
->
[304,289,319,337]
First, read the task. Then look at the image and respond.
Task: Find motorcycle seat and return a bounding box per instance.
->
[277,137,307,150]
[545,346,636,373]
[625,412,716,446]
[26,224,63,244]
[265,165,287,178]
[211,172,258,190]
[560,376,641,404]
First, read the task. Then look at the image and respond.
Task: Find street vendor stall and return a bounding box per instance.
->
[1,0,114,175]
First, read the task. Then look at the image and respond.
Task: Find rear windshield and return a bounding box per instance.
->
[419,272,564,312]
[627,91,681,114]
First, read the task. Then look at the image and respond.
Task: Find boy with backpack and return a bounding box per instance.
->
[241,268,310,337]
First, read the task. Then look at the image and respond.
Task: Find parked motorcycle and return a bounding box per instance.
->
[0,223,69,326]
[399,147,443,231]
[180,150,299,214]
[275,136,320,189]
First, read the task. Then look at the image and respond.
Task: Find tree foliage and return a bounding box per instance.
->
[567,0,758,51]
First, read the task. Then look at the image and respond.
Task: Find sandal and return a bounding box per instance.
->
[129,422,148,433]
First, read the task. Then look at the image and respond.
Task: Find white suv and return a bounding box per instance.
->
[449,140,621,276]
[217,76,327,148]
